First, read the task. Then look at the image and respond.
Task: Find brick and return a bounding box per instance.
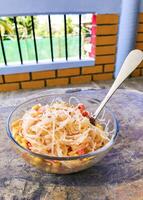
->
[136,33,143,42]
[138,60,143,68]
[136,42,143,50]
[96,25,118,35]
[96,35,117,46]
[70,75,91,84]
[131,69,141,77]
[104,64,115,72]
[96,14,118,25]
[137,23,143,32]
[5,73,30,83]
[58,68,80,77]
[32,70,55,80]
[96,45,116,55]
[96,55,115,64]
[93,73,113,81]
[21,80,45,89]
[46,78,69,87]
[139,13,143,23]
[0,76,3,83]
[82,65,103,74]
[0,83,19,91]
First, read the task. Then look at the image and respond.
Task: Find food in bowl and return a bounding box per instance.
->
[8,95,118,174]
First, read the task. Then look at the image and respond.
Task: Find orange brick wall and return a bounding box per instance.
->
[135,13,143,77]
[0,14,119,91]
[93,14,118,81]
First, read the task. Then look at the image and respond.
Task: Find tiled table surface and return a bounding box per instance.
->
[0,80,143,200]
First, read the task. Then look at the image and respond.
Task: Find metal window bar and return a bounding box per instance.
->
[0,14,95,74]
[48,15,54,61]
[64,15,68,60]
[31,16,38,63]
[0,32,7,65]
[14,16,23,64]
[79,14,82,60]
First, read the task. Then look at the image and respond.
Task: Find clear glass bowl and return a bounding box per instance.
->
[7,94,119,174]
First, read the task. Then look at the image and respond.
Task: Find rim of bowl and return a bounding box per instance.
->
[7,94,119,161]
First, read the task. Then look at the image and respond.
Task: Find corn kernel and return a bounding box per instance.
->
[96,123,104,130]
[28,130,36,135]
[21,138,27,143]
[32,157,43,165]
[21,141,27,148]
[12,119,20,127]
[12,128,19,136]
[32,104,41,111]
[46,161,52,166]
[54,162,61,167]
[40,130,48,136]
[15,135,22,143]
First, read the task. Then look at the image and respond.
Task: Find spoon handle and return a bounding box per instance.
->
[94,49,143,119]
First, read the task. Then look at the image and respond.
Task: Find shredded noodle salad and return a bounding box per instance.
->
[11,98,110,158]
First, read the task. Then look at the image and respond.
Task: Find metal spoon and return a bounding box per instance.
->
[93,49,143,119]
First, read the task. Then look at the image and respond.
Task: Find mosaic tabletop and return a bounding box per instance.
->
[0,88,143,200]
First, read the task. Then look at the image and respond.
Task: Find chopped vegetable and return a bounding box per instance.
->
[77,149,85,155]
[82,110,90,117]
[77,103,85,111]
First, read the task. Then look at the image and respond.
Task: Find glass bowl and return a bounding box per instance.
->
[7,93,119,174]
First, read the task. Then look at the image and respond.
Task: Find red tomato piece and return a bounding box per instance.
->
[77,103,85,111]
[27,142,32,149]
[82,110,90,117]
[77,149,85,155]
